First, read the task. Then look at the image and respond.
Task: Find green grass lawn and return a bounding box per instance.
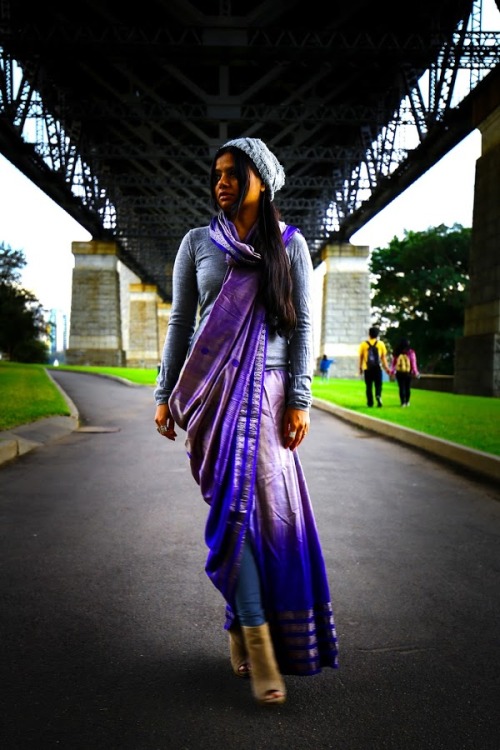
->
[1,361,499,456]
[312,377,500,456]
[0,362,71,430]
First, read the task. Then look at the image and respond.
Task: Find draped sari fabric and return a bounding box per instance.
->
[169,262,267,599]
[168,213,339,675]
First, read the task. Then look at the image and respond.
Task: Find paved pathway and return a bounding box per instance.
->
[1,371,499,750]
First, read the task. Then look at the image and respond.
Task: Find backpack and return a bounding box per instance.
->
[396,352,411,373]
[366,341,380,370]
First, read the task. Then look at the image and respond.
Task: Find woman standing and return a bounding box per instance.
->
[154,137,338,706]
[390,338,420,406]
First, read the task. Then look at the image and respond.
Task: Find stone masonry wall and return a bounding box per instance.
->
[320,243,371,378]
[66,241,125,366]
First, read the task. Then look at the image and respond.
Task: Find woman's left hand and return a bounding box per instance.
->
[283,407,310,451]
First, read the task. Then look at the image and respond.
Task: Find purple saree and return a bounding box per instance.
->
[168,214,338,675]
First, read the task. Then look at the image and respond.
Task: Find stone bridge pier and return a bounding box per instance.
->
[66,240,125,367]
[66,239,171,369]
[319,243,371,378]
[454,98,500,397]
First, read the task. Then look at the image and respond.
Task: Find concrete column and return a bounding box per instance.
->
[118,262,141,354]
[320,242,371,378]
[127,284,160,368]
[157,302,171,358]
[454,105,500,397]
[66,240,125,366]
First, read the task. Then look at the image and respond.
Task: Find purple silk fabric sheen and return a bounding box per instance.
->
[169,263,267,600]
[246,370,338,674]
[168,213,339,674]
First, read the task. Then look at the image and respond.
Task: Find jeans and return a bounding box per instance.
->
[234,539,265,627]
[364,367,382,406]
[396,372,412,405]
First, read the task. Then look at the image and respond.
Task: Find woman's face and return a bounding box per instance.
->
[214,152,264,213]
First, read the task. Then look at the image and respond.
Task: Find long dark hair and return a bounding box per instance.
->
[210,146,296,336]
[394,338,410,357]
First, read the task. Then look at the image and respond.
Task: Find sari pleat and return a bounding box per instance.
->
[244,370,338,674]
[169,265,266,598]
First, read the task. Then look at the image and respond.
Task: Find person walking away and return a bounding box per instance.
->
[319,353,334,380]
[154,137,338,707]
[358,326,390,407]
[390,338,420,406]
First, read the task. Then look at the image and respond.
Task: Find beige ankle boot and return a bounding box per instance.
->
[242,623,286,705]
[229,625,250,677]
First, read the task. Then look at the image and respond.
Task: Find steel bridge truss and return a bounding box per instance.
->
[0,0,499,286]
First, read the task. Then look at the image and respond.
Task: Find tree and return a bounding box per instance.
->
[369,224,470,374]
[0,243,49,363]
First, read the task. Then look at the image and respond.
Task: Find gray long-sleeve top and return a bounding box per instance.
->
[154,225,314,411]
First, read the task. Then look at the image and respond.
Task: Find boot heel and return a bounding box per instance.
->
[229,625,250,677]
[242,623,286,705]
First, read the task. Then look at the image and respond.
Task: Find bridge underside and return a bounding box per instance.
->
[0,0,486,299]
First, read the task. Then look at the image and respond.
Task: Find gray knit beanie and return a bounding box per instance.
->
[223,137,285,201]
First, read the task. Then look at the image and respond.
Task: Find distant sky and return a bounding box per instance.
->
[0,156,91,317]
[0,0,498,321]
[350,129,481,249]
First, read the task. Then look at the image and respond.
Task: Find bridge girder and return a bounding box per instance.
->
[0,0,499,299]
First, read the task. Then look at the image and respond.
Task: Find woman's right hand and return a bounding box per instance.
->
[155,403,177,441]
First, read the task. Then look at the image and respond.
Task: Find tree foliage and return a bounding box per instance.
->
[0,244,26,285]
[0,242,49,363]
[369,224,471,374]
